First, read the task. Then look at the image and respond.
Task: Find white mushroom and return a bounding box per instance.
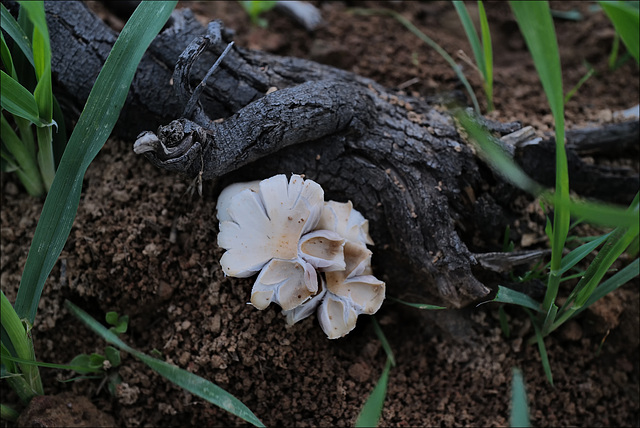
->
[318,242,385,339]
[298,230,345,272]
[317,200,374,246]
[318,275,385,339]
[250,258,318,311]
[216,180,260,223]
[216,174,385,336]
[217,174,324,277]
[282,277,327,325]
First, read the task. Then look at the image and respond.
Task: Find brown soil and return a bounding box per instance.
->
[2,1,638,426]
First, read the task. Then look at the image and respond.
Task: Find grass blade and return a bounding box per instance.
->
[372,317,395,367]
[529,311,553,385]
[0,70,42,125]
[0,3,34,67]
[564,66,595,104]
[510,1,569,316]
[65,301,265,427]
[355,359,392,428]
[579,258,639,312]
[1,354,100,374]
[14,1,177,324]
[1,114,44,196]
[599,1,640,64]
[559,232,610,275]
[478,1,494,110]
[1,33,16,77]
[21,1,52,121]
[0,290,42,397]
[453,1,485,77]
[510,368,530,427]
[551,258,638,332]
[455,109,542,195]
[562,193,639,228]
[388,297,446,310]
[489,286,542,312]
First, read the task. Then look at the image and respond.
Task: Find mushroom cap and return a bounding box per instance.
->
[327,275,385,314]
[317,294,358,339]
[298,230,345,272]
[320,240,385,339]
[217,174,325,277]
[216,180,260,223]
[318,200,374,246]
[325,241,372,286]
[282,277,327,325]
[250,258,319,311]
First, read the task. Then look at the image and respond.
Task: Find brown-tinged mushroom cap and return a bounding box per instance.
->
[298,230,346,272]
[282,277,327,325]
[317,294,358,339]
[317,200,374,246]
[251,258,319,311]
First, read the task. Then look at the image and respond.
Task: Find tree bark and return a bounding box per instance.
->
[26,1,638,307]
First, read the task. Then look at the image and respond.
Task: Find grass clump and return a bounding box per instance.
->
[1,1,64,197]
[457,1,639,384]
[1,2,264,425]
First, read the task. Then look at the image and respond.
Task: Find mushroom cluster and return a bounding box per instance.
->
[216,174,385,339]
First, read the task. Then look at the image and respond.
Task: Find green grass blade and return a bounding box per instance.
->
[21,1,53,124]
[489,286,542,312]
[509,1,565,126]
[498,305,511,338]
[551,258,638,332]
[0,70,43,125]
[0,290,42,396]
[455,109,543,195]
[65,301,265,427]
[17,1,49,77]
[1,114,44,196]
[510,368,530,427]
[529,311,553,385]
[510,1,569,315]
[564,66,595,104]
[599,1,640,64]
[372,317,396,367]
[355,358,392,428]
[0,3,34,67]
[559,232,610,275]
[388,297,446,310]
[51,95,67,168]
[0,403,20,422]
[350,7,481,114]
[453,1,485,78]
[574,225,638,308]
[1,33,16,77]
[478,1,494,110]
[608,32,621,69]
[579,258,639,312]
[1,354,100,374]
[35,121,55,191]
[562,194,639,228]
[14,1,177,324]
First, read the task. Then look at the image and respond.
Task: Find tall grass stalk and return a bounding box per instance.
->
[453,1,494,111]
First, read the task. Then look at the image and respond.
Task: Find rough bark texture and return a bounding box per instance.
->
[25,1,639,307]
